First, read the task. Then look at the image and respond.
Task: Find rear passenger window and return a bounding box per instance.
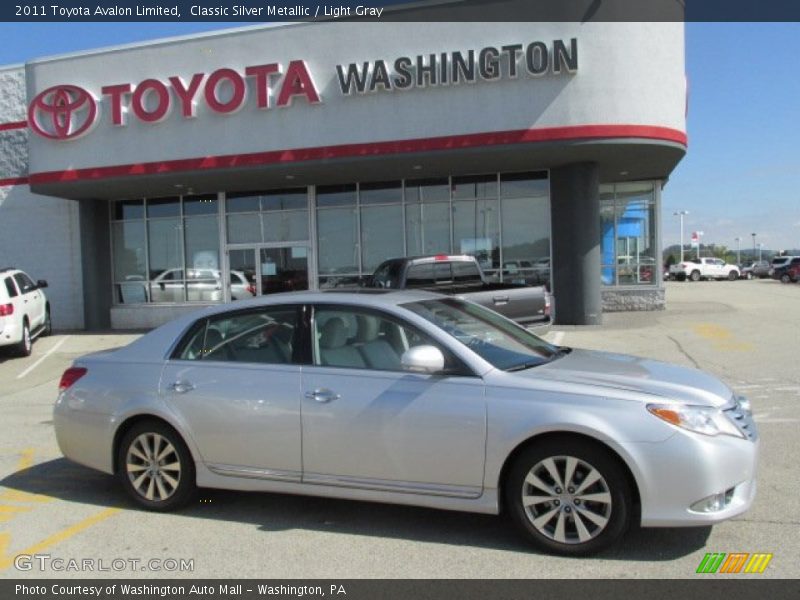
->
[178,306,299,364]
[4,277,18,298]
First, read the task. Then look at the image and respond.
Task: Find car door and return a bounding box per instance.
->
[13,272,45,329]
[301,304,486,497]
[161,304,304,481]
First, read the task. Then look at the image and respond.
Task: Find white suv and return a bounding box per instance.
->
[0,268,51,356]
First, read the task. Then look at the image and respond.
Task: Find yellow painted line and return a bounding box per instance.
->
[16,448,35,471]
[0,507,121,571]
[0,489,51,504]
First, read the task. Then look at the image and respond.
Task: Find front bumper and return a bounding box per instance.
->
[621,428,759,527]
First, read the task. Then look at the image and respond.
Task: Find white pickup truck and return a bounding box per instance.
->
[669,257,740,281]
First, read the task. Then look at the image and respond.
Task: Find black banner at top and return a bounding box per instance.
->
[5,0,800,22]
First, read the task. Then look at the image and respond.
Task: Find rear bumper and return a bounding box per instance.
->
[0,319,22,347]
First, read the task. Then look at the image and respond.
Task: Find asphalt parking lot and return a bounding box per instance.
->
[1,279,798,579]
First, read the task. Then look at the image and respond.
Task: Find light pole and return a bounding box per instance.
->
[735,237,741,266]
[751,233,757,259]
[674,211,689,263]
[758,243,764,262]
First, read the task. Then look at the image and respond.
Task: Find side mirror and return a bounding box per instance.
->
[36,279,48,289]
[401,345,445,374]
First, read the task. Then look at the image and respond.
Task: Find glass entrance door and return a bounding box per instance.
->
[228,245,310,300]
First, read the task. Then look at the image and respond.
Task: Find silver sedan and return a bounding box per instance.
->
[53,290,758,555]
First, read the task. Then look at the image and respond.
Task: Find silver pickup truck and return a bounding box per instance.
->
[367,255,550,324]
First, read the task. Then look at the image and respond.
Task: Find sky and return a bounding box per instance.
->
[0,21,798,253]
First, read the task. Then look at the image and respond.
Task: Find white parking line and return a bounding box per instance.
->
[16,336,70,380]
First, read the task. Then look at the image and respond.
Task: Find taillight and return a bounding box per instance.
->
[247,284,256,295]
[434,254,448,261]
[59,367,87,392]
[0,303,13,316]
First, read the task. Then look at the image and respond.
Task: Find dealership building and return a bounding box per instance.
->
[0,17,686,330]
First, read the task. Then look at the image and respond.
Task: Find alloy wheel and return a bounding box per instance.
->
[125,432,182,502]
[521,455,613,545]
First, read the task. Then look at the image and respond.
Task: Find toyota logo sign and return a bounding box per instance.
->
[28,85,98,141]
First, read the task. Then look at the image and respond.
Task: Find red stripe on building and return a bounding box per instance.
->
[0,176,29,187]
[28,125,687,185]
[0,120,27,132]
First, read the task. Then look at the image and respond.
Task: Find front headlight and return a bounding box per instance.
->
[647,403,744,438]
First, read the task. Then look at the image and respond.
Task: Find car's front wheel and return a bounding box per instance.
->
[505,438,631,556]
[781,273,791,284]
[118,421,196,511]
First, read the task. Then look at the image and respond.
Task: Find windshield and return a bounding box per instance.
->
[402,298,560,371]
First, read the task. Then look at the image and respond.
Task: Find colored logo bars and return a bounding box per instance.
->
[696,552,773,574]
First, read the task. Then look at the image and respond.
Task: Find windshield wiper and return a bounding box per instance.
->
[506,361,542,372]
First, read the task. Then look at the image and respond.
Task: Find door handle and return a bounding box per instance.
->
[169,381,195,394]
[493,295,509,304]
[304,388,340,403]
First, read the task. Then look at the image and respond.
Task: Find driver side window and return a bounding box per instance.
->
[312,306,469,375]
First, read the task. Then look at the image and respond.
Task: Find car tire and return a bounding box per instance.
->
[15,320,32,357]
[728,271,738,281]
[42,307,52,337]
[118,420,196,511]
[505,438,631,556]
[781,274,791,284]
[690,270,701,282]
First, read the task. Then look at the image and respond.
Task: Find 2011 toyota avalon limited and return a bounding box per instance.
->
[53,290,758,555]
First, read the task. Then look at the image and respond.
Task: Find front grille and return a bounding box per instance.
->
[725,396,758,441]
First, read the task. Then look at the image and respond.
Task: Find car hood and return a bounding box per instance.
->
[513,348,733,408]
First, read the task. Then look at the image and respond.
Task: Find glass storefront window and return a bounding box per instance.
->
[501,194,551,287]
[405,201,451,256]
[600,182,657,286]
[113,199,144,220]
[317,206,359,275]
[359,181,402,205]
[453,198,500,271]
[146,197,180,218]
[500,171,548,198]
[361,204,404,271]
[317,184,357,207]
[112,195,221,304]
[451,174,497,199]
[404,178,450,203]
[226,189,309,244]
[148,218,185,302]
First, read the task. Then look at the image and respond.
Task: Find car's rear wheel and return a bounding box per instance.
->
[15,320,32,357]
[505,438,631,556]
[781,273,791,284]
[728,271,738,281]
[690,270,701,282]
[42,307,52,336]
[118,421,196,511]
